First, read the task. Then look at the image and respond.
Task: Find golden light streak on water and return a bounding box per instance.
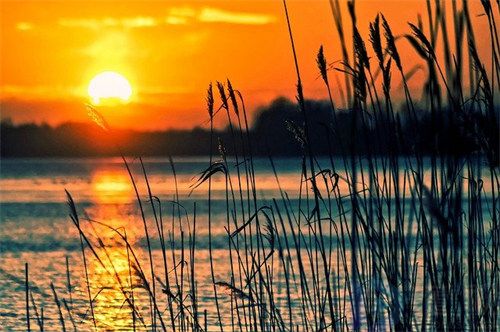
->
[92,170,134,204]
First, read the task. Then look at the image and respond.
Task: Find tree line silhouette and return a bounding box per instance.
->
[1,96,497,161]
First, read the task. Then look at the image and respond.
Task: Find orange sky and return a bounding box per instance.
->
[0,0,493,130]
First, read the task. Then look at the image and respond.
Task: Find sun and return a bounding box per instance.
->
[88,71,132,105]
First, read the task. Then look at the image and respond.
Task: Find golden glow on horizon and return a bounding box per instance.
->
[88,71,132,105]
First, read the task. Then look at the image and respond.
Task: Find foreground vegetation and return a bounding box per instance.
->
[23,0,498,330]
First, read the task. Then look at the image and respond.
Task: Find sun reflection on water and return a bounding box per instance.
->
[85,169,148,329]
[92,170,134,204]
[85,217,147,330]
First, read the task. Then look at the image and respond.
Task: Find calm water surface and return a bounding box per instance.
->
[0,157,495,330]
[1,157,309,330]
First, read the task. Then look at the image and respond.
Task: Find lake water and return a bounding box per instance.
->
[0,157,496,330]
[0,157,311,330]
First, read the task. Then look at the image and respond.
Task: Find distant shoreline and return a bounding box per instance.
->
[2,97,497,159]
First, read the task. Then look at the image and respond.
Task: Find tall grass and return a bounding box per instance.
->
[23,0,498,331]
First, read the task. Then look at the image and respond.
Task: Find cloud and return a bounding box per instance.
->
[122,17,157,28]
[58,16,158,29]
[164,16,188,25]
[198,8,276,25]
[56,7,275,30]
[16,22,33,31]
[166,7,275,25]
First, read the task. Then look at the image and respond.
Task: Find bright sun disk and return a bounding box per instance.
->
[88,71,132,104]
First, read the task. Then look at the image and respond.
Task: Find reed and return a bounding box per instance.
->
[25,262,30,332]
[50,282,67,332]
